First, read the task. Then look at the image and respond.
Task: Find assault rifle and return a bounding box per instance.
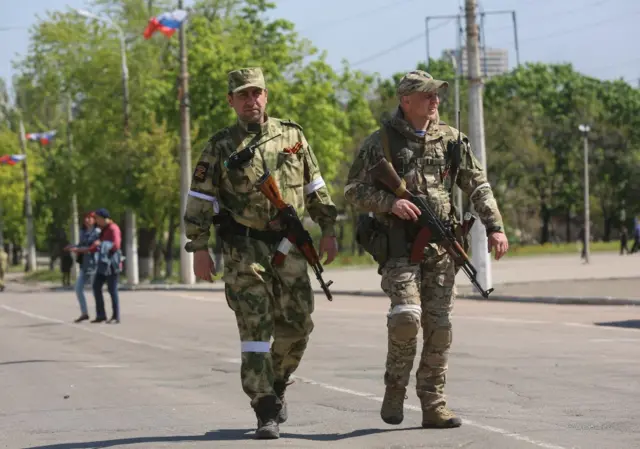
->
[368,158,494,299]
[256,169,334,301]
[224,133,281,170]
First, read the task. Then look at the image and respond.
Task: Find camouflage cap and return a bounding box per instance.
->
[227,67,266,93]
[397,70,448,97]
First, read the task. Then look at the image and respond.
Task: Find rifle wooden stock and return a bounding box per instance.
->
[257,171,288,210]
[256,169,334,301]
[369,159,412,200]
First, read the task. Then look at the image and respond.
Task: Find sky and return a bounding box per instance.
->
[1,0,639,99]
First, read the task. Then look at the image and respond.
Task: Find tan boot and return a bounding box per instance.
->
[421,404,462,429]
[380,386,407,425]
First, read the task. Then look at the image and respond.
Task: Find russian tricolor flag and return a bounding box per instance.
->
[25,130,57,145]
[143,9,188,39]
[0,154,26,166]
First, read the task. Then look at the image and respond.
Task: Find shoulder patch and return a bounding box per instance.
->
[193,161,210,183]
[280,119,303,130]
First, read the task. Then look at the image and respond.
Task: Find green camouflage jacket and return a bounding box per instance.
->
[184,116,338,252]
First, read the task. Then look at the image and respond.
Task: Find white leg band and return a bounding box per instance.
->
[188,190,220,213]
[277,238,293,255]
[304,177,326,195]
[241,341,271,353]
[388,304,422,320]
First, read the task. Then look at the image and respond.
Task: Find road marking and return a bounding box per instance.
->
[0,303,578,449]
[292,375,569,449]
[85,364,127,369]
[591,338,640,343]
[0,305,175,351]
[159,293,640,335]
[167,293,224,303]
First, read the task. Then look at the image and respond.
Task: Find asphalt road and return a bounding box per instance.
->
[2,288,640,449]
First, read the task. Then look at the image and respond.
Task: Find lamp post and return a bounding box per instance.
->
[74,8,138,285]
[578,124,591,263]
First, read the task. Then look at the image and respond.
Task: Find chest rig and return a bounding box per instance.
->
[379,121,462,224]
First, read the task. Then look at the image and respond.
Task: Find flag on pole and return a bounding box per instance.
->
[0,154,26,166]
[143,9,188,39]
[25,130,57,145]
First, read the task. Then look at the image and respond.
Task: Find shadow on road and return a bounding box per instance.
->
[594,319,640,330]
[24,426,420,448]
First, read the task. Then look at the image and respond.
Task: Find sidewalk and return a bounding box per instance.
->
[5,251,640,305]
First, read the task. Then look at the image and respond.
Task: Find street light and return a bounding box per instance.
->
[578,124,591,264]
[73,7,138,285]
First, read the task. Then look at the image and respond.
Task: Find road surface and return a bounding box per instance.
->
[1,287,640,449]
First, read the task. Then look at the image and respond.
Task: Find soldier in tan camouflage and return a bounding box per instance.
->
[344,70,509,429]
[183,67,338,439]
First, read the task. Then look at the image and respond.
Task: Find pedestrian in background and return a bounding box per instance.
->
[74,208,122,323]
[65,212,101,322]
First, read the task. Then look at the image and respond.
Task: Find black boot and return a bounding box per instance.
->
[273,379,294,424]
[253,395,282,440]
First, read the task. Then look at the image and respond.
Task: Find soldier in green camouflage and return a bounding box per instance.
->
[183,67,338,439]
[344,70,509,429]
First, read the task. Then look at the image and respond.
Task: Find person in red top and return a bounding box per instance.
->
[76,208,122,323]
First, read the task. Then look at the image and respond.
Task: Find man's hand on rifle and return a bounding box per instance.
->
[194,249,216,282]
[391,199,421,221]
[488,232,509,261]
[319,236,338,265]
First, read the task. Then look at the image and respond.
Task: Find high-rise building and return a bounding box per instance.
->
[442,47,509,78]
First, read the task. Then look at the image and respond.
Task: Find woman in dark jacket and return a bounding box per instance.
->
[65,212,101,322]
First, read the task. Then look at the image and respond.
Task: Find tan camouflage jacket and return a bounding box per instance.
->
[344,107,504,233]
[184,116,338,252]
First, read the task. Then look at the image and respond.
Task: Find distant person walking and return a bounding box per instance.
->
[619,226,629,255]
[65,212,101,322]
[74,208,122,323]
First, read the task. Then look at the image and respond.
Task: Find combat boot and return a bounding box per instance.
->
[380,386,407,425]
[253,395,282,440]
[273,378,294,424]
[420,403,462,429]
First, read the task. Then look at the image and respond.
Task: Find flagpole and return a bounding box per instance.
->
[67,95,80,280]
[18,117,37,272]
[178,0,194,284]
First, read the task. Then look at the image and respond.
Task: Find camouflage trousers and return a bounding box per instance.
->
[222,234,314,407]
[380,249,456,408]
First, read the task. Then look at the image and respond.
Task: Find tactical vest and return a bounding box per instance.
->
[356,121,466,267]
[380,120,463,223]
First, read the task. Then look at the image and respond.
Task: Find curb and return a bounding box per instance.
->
[25,283,640,306]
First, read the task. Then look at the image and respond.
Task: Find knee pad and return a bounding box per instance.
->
[387,304,421,341]
[425,326,452,352]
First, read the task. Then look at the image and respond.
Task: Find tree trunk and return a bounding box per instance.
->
[540,202,551,244]
[165,214,177,278]
[153,228,164,280]
[138,227,157,280]
[565,210,572,243]
[603,214,613,242]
